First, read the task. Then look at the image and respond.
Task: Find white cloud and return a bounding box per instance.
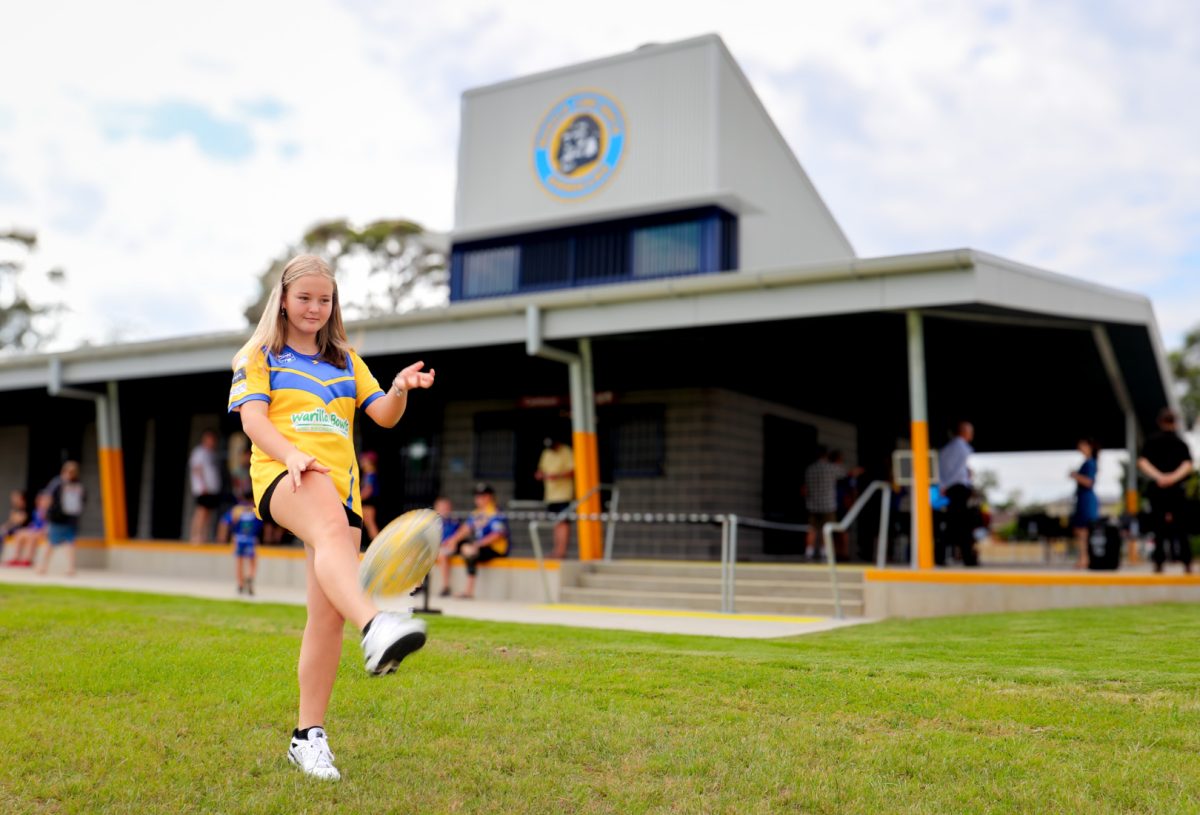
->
[1,0,1197,352]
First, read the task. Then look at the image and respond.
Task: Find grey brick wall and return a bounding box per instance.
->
[440,388,859,562]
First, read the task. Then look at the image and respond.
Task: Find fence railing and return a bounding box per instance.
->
[527,483,620,602]
[507,481,895,617]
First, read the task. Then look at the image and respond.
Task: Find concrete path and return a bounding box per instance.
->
[0,566,871,640]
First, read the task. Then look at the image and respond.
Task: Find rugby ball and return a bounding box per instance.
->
[359,508,442,596]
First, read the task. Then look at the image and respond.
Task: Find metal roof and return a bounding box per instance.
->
[0,248,1176,418]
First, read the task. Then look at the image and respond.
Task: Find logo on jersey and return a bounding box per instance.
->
[533,91,626,199]
[290,407,349,438]
[231,368,247,385]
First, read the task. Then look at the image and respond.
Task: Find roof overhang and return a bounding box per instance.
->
[0,248,1177,421]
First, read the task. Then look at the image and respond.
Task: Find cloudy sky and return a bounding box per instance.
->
[2,0,1197,498]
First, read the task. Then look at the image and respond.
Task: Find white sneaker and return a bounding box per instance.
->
[288,727,340,781]
[361,611,427,676]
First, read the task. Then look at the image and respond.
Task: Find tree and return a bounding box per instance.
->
[1170,327,1200,429]
[245,218,447,325]
[0,229,65,352]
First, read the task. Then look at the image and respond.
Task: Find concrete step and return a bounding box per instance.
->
[557,586,864,617]
[578,560,865,583]
[577,572,862,599]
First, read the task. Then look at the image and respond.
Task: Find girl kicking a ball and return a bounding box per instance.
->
[228,254,435,781]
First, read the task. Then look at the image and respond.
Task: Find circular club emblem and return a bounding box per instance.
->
[533,91,626,199]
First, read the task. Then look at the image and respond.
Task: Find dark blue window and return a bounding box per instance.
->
[450,207,737,301]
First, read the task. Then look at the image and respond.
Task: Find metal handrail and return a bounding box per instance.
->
[820,480,893,618]
[528,483,620,602]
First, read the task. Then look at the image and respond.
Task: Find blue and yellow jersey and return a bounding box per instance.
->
[223,503,264,546]
[227,345,385,518]
[469,507,509,555]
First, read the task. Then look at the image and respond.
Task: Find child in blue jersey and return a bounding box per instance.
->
[433,495,461,595]
[229,254,435,781]
[219,494,263,595]
[440,484,509,599]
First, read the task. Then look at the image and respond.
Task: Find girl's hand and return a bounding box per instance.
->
[393,361,436,394]
[284,449,330,491]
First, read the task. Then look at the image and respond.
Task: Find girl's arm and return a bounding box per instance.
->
[365,361,436,429]
[237,401,330,491]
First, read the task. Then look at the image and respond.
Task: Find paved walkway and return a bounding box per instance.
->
[0,567,871,640]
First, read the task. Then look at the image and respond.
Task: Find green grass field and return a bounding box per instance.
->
[2,585,1199,814]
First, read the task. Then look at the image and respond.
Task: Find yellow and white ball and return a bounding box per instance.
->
[359,508,442,596]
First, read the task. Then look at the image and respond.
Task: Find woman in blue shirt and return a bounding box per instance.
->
[1071,437,1101,568]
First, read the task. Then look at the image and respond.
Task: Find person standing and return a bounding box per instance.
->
[938,421,978,566]
[229,253,436,780]
[36,461,86,576]
[803,447,861,561]
[1137,409,1194,573]
[535,437,575,559]
[188,430,222,542]
[1071,438,1101,569]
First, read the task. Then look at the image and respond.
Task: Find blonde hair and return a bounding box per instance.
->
[235,254,350,369]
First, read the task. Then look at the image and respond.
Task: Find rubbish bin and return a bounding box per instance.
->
[1087,521,1122,570]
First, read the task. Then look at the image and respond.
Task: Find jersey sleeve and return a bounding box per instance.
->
[229,347,270,412]
[351,350,386,410]
[488,514,509,538]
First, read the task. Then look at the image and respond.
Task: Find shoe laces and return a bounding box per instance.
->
[298,732,336,770]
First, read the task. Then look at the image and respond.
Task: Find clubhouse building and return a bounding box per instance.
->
[0,36,1184,614]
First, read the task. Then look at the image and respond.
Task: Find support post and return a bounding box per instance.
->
[907,311,935,569]
[104,381,128,541]
[48,360,126,545]
[526,305,603,560]
[575,339,603,561]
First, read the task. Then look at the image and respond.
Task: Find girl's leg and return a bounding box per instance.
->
[269,471,377,630]
[64,543,75,576]
[297,533,358,730]
[363,506,379,539]
[1074,526,1088,568]
[235,556,245,589]
[10,530,29,562]
[35,543,51,574]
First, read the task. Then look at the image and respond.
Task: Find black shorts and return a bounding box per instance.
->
[361,496,377,509]
[258,471,363,531]
[546,502,570,515]
[195,494,220,510]
[456,541,504,575]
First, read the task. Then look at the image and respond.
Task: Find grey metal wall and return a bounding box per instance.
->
[715,49,856,267]
[454,34,856,268]
[456,38,717,239]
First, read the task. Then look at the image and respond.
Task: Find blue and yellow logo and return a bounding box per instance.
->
[533,91,626,199]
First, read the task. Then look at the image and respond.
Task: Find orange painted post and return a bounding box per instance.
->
[907,311,935,569]
[98,447,128,544]
[911,422,935,569]
[109,448,128,540]
[573,430,603,560]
